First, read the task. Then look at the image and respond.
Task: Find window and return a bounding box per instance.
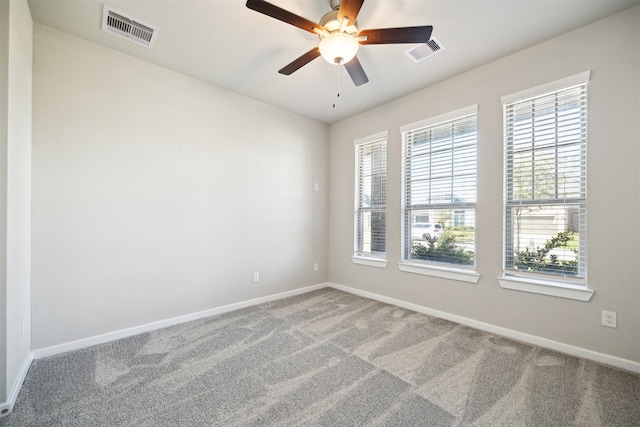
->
[401,106,478,270]
[354,132,387,262]
[502,71,589,286]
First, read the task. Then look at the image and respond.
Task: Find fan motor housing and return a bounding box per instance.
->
[319,10,358,35]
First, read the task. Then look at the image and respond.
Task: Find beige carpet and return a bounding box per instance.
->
[2,288,639,426]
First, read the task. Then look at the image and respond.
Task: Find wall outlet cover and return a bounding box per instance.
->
[601,310,617,328]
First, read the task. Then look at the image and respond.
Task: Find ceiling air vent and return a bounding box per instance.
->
[101,6,158,48]
[405,36,445,63]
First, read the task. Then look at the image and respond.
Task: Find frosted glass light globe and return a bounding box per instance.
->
[319,32,359,65]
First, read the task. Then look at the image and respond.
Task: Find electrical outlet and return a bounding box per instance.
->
[253,272,259,282]
[314,263,319,272]
[601,310,617,328]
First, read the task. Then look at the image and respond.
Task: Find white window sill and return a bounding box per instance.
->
[498,275,594,301]
[352,256,388,269]
[398,262,480,283]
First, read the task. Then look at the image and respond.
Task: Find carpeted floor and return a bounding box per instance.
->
[2,288,639,426]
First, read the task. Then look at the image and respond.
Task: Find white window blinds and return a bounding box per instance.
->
[355,133,387,257]
[503,72,589,281]
[401,106,477,267]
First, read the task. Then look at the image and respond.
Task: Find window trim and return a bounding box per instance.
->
[399,262,480,283]
[352,256,388,269]
[500,71,591,105]
[400,105,478,133]
[498,275,594,301]
[501,71,592,294]
[353,130,388,261]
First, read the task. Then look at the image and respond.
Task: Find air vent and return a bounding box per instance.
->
[101,6,158,48]
[405,36,445,63]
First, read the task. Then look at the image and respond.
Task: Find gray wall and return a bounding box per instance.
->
[328,7,640,363]
[0,0,32,406]
[31,25,329,349]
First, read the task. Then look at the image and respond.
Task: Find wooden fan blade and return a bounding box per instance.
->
[246,0,321,34]
[359,26,433,45]
[344,56,369,86]
[278,48,321,75]
[337,0,365,25]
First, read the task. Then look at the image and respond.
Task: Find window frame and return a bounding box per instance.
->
[353,131,388,268]
[499,71,593,301]
[399,105,479,281]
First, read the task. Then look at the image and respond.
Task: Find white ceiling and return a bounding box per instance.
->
[27,0,639,124]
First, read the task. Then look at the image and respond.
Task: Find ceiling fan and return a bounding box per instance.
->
[246,0,433,86]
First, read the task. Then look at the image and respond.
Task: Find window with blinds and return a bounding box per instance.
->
[502,71,589,281]
[401,106,477,267]
[354,132,387,258]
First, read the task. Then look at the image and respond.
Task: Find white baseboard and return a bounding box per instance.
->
[0,351,34,418]
[328,282,640,374]
[32,283,327,359]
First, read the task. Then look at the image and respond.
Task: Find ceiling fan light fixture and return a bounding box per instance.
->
[319,32,359,64]
[245,0,432,86]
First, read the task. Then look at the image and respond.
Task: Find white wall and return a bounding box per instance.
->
[31,25,329,349]
[0,0,32,411]
[0,0,9,407]
[328,7,640,363]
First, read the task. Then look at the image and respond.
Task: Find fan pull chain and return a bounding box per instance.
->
[332,64,341,109]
